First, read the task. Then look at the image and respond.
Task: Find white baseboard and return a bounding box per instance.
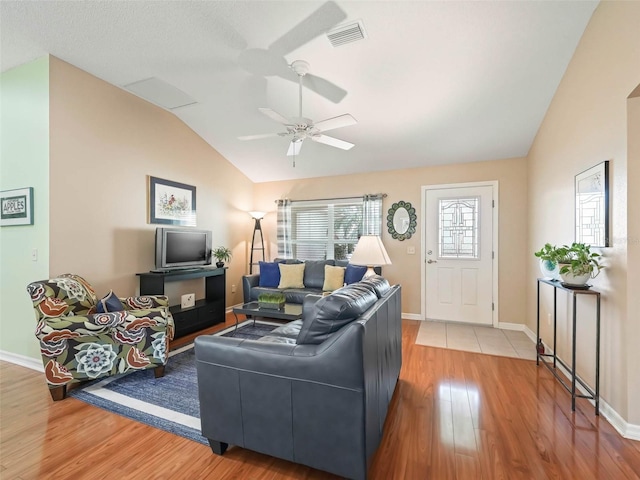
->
[520,328,640,442]
[497,322,526,332]
[402,313,424,321]
[0,350,43,372]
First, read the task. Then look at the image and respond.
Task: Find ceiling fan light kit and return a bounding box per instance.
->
[239,60,357,166]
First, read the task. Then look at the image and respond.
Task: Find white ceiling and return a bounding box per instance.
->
[0,1,598,183]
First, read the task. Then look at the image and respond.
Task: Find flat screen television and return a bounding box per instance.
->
[155,227,212,270]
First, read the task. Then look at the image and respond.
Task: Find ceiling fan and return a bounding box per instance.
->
[236,1,349,103]
[238,60,357,161]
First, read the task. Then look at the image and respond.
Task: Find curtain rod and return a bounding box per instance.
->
[274,193,387,203]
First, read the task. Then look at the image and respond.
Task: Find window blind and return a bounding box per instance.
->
[284,195,383,260]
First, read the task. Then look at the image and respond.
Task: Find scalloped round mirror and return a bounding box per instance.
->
[387,201,417,240]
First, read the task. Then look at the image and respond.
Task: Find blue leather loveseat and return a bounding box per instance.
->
[242,258,377,304]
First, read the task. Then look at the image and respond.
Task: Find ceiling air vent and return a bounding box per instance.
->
[123,77,197,110]
[326,20,367,47]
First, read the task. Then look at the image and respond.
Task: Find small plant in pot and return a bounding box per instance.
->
[212,246,232,268]
[534,243,560,280]
[557,242,604,287]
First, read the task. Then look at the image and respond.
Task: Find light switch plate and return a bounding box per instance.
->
[181,293,195,309]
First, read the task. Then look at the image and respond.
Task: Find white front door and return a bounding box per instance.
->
[424,184,495,325]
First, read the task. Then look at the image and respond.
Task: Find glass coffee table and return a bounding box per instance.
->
[232,302,303,333]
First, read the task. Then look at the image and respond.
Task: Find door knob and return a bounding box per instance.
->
[427,259,438,264]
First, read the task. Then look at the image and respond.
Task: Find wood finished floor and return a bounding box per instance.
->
[2,316,640,480]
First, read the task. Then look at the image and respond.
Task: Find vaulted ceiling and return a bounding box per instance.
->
[1,1,598,183]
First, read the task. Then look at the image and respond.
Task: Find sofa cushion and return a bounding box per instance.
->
[265,319,303,339]
[344,264,367,284]
[274,258,304,264]
[323,265,345,291]
[256,335,297,344]
[296,283,378,345]
[258,262,280,288]
[249,287,322,304]
[303,260,335,289]
[359,275,391,298]
[278,263,305,289]
[281,288,323,304]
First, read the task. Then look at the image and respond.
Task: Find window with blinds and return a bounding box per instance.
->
[290,198,380,260]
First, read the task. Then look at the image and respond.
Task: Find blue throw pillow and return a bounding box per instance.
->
[96,290,125,313]
[259,261,281,288]
[344,264,367,284]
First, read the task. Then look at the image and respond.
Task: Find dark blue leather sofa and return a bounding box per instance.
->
[195,275,401,479]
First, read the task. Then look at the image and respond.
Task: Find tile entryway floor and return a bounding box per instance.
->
[415,321,537,360]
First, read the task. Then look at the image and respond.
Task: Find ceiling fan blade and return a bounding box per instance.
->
[275,69,347,104]
[287,140,303,156]
[311,134,354,150]
[304,73,348,104]
[238,133,281,141]
[314,114,357,132]
[258,107,291,125]
[268,2,347,56]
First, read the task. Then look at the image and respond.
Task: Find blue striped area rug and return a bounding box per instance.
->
[69,319,280,445]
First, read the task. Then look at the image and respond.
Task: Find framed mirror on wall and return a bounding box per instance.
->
[387,200,417,240]
[575,160,609,247]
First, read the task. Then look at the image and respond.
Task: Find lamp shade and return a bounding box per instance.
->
[248,211,266,220]
[350,235,391,277]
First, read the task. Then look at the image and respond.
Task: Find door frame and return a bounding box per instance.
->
[420,181,500,326]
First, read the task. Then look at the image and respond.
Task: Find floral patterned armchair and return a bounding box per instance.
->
[26,274,175,401]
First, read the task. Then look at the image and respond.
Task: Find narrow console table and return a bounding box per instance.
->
[137,268,226,339]
[536,278,601,415]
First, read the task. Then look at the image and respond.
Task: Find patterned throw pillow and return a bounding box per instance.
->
[96,290,125,313]
[258,261,281,288]
[323,265,345,291]
[278,263,305,289]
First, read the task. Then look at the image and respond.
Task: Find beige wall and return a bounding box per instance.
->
[626,91,640,424]
[254,157,528,323]
[527,1,639,423]
[49,57,253,311]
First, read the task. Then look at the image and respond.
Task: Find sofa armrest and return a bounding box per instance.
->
[195,323,365,390]
[121,295,169,309]
[242,274,260,303]
[35,308,174,339]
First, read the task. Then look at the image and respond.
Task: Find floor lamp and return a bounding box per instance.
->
[248,211,265,274]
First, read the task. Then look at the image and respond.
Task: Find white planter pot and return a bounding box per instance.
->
[539,259,559,280]
[559,270,591,286]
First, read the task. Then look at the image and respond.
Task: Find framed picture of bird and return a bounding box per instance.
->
[148,176,196,226]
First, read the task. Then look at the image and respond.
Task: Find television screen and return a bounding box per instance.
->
[155,228,212,270]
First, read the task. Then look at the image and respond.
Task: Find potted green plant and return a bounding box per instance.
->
[557,242,604,286]
[212,246,232,268]
[534,243,560,279]
[258,292,285,310]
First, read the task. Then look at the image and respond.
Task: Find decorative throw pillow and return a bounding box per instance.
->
[344,264,368,284]
[323,265,345,291]
[96,290,125,313]
[258,261,281,288]
[303,259,335,289]
[278,263,305,289]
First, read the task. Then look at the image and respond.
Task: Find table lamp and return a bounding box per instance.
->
[349,235,391,278]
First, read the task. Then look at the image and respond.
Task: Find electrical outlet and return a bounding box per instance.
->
[231,284,236,293]
[547,313,551,325]
[407,246,416,255]
[181,293,195,309]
